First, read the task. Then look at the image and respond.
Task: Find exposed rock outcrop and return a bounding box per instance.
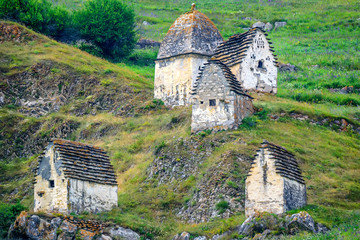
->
[136,38,161,49]
[8,212,141,240]
[274,22,287,30]
[148,135,253,223]
[171,211,328,239]
[277,62,298,72]
[0,22,37,43]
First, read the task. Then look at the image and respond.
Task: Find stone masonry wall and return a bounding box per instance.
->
[284,178,307,212]
[191,64,238,132]
[68,179,118,214]
[231,31,277,93]
[34,144,68,213]
[233,95,255,123]
[245,148,285,217]
[154,54,209,106]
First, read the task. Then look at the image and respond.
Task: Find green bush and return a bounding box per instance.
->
[73,0,136,61]
[0,202,27,238]
[0,0,69,37]
[215,200,229,214]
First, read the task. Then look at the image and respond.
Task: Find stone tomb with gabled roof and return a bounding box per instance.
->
[34,139,118,214]
[213,28,278,93]
[154,4,223,107]
[191,59,254,133]
[245,141,306,217]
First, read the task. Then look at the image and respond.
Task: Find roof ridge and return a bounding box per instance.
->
[192,59,252,98]
[38,139,118,186]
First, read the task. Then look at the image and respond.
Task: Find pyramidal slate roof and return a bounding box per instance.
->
[212,28,277,67]
[37,139,117,185]
[253,140,305,185]
[157,7,223,59]
[191,59,252,98]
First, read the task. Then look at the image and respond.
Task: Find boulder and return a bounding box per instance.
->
[340,86,354,94]
[252,22,266,30]
[57,220,78,240]
[264,22,273,31]
[109,226,140,240]
[173,232,190,240]
[286,211,316,234]
[194,236,207,240]
[142,21,151,26]
[96,234,113,240]
[277,62,298,72]
[0,91,4,105]
[274,22,287,30]
[79,229,96,240]
[26,215,56,240]
[7,211,28,239]
[253,229,271,240]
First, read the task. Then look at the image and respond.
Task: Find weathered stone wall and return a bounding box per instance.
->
[284,178,307,212]
[34,143,68,213]
[154,54,209,106]
[231,31,277,93]
[68,179,118,214]
[191,63,253,132]
[245,148,285,217]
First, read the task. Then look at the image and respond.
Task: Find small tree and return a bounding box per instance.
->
[74,0,136,61]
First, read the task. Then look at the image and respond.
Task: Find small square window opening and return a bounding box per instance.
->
[49,180,55,188]
[258,60,264,68]
[209,99,216,106]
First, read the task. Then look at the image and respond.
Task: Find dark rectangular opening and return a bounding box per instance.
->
[49,180,55,188]
[209,99,216,106]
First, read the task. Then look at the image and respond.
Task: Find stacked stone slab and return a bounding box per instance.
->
[154,4,223,107]
[245,141,306,217]
[191,59,254,132]
[213,28,278,93]
[34,139,118,214]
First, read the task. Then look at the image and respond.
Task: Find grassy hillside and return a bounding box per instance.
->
[1,0,360,239]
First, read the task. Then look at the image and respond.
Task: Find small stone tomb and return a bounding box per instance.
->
[191,59,254,132]
[213,28,278,93]
[34,139,118,214]
[245,141,306,217]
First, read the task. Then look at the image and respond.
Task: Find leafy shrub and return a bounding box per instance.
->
[0,202,27,238]
[0,0,69,37]
[73,0,136,61]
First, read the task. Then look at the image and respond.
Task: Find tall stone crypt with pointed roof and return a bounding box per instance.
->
[191,59,254,132]
[34,139,118,214]
[154,4,223,106]
[245,141,306,217]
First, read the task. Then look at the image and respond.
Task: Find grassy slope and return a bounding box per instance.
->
[1,0,360,239]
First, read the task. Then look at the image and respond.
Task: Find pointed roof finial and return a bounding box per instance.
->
[191,3,196,11]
